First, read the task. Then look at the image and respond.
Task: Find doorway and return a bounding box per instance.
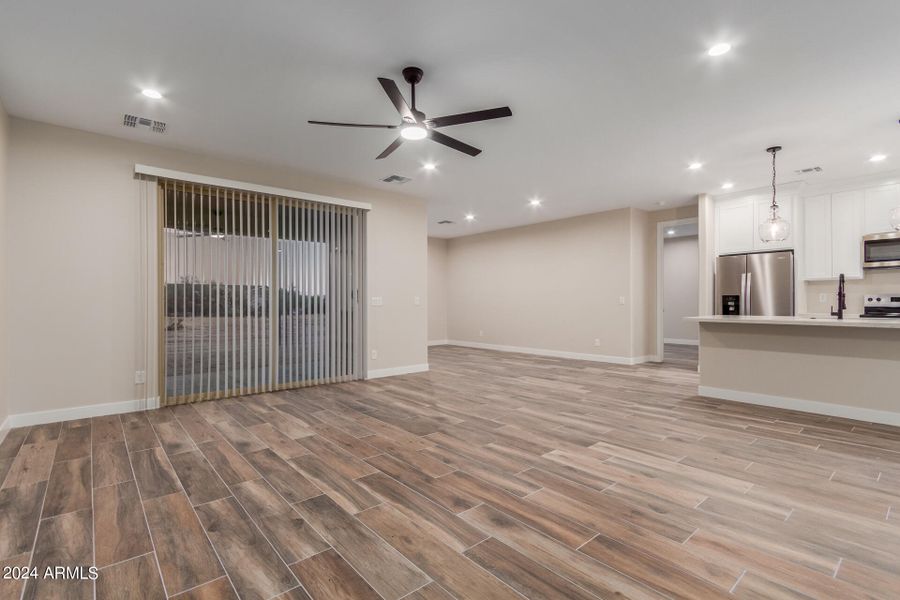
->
[656,218,699,367]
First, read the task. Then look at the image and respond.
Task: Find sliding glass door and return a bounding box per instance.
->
[159,179,365,405]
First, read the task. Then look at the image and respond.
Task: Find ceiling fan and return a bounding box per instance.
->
[309,66,512,159]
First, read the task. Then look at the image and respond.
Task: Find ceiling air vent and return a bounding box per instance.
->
[794,166,822,174]
[381,174,411,184]
[437,219,454,225]
[123,114,166,134]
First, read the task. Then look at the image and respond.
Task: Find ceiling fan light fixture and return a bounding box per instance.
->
[400,124,428,140]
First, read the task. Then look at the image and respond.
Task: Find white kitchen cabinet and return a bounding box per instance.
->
[753,195,794,252]
[803,194,832,279]
[715,197,756,255]
[801,190,864,280]
[863,184,900,234]
[831,190,864,279]
[716,193,796,255]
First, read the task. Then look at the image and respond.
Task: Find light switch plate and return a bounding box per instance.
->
[371,296,383,306]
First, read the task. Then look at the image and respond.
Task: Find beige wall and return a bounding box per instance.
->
[5,118,427,417]
[427,238,448,343]
[0,99,8,429]
[663,236,699,342]
[806,270,900,315]
[442,204,697,362]
[445,208,640,360]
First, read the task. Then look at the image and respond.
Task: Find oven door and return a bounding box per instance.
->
[863,232,900,269]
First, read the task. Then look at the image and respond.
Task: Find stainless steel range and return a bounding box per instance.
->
[860,293,900,318]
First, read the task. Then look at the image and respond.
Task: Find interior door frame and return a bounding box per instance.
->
[655,217,699,362]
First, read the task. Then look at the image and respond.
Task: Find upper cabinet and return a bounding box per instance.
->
[802,191,864,280]
[715,197,756,254]
[715,193,795,255]
[863,184,900,234]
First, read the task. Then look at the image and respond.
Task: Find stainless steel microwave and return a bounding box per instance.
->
[863,231,900,269]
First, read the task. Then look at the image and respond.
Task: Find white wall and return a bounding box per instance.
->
[427,238,448,343]
[5,118,428,420]
[0,99,9,432]
[663,235,699,343]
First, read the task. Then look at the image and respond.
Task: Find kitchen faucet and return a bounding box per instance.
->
[830,273,846,320]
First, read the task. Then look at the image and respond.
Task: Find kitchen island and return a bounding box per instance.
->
[690,315,900,426]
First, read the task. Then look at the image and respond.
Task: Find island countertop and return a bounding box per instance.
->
[689,315,900,329]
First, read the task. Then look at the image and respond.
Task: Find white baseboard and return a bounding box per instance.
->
[698,386,900,427]
[367,363,430,380]
[664,338,699,346]
[445,340,654,366]
[427,340,449,347]
[4,397,160,429]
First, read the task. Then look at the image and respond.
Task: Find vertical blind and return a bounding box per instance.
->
[159,179,366,405]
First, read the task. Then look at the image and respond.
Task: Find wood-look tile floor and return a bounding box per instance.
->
[2,345,900,599]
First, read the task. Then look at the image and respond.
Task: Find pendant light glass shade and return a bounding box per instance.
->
[890,206,900,231]
[760,207,791,242]
[760,146,790,242]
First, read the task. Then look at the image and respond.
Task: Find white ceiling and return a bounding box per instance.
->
[2,1,900,238]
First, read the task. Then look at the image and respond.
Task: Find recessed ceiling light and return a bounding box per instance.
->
[667,229,676,235]
[529,197,542,207]
[464,213,475,222]
[141,88,163,100]
[707,43,732,57]
[870,154,887,162]
[400,124,428,140]
[422,162,437,171]
[688,162,703,170]
[722,182,734,189]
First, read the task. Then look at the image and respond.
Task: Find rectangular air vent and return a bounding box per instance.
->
[381,174,411,184]
[437,220,454,225]
[123,114,166,134]
[795,166,822,174]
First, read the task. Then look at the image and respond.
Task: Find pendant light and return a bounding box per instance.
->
[890,206,900,231]
[759,145,791,242]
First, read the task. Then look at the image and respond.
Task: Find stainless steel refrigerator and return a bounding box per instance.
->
[715,251,794,316]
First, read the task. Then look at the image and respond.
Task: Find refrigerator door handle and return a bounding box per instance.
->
[740,273,747,316]
[745,272,752,315]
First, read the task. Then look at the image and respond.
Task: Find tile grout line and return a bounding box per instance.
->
[119,412,178,599]
[729,569,747,594]
[832,557,843,579]
[19,437,52,600]
[90,421,96,600]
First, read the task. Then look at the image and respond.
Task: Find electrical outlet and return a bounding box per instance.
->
[619,296,626,305]
[414,296,421,306]
[371,349,378,360]
[819,293,828,303]
[594,339,601,347]
[478,330,484,337]
[134,370,146,385]
[371,296,383,306]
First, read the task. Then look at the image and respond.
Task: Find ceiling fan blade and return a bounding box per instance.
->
[427,107,512,128]
[378,77,417,123]
[376,137,404,159]
[429,130,482,156]
[308,120,397,129]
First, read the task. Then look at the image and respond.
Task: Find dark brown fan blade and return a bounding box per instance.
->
[378,78,417,123]
[427,107,512,128]
[376,137,404,159]
[308,120,397,129]
[429,130,482,156]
